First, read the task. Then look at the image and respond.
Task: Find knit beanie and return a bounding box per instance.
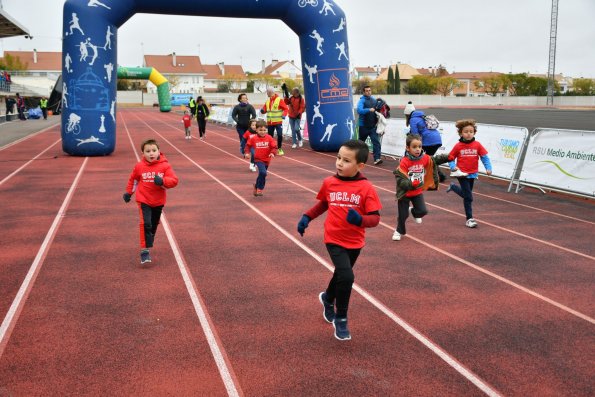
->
[404,101,415,115]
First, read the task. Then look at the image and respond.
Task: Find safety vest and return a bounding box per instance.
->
[265,96,283,124]
[189,98,196,109]
[40,98,48,109]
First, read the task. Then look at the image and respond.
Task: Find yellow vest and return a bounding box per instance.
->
[265,96,283,124]
[40,99,48,108]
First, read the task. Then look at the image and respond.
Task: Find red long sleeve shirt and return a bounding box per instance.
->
[125,153,178,207]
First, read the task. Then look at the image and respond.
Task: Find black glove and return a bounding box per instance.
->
[123,192,131,203]
[297,215,311,236]
[154,175,163,186]
[346,208,362,226]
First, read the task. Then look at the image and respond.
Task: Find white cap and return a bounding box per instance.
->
[404,101,415,115]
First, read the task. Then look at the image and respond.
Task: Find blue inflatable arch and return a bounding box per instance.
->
[62,0,354,156]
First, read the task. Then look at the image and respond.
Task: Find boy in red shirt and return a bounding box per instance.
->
[182,110,192,140]
[123,139,179,264]
[244,119,277,196]
[297,140,382,341]
[392,134,449,241]
[447,119,493,228]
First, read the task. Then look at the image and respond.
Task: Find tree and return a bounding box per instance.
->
[220,74,244,92]
[475,75,506,96]
[435,76,460,96]
[0,54,28,71]
[387,67,395,94]
[353,78,372,95]
[404,75,435,95]
[394,65,401,94]
[164,74,180,91]
[370,79,387,95]
[506,73,551,96]
[572,78,595,95]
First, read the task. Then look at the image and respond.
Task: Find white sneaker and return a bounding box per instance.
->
[409,207,422,224]
[466,218,478,228]
[292,144,297,149]
[391,231,401,241]
[298,140,303,147]
[450,169,468,178]
[250,163,257,172]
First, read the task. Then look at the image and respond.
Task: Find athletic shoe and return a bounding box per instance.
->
[450,169,468,178]
[374,158,383,165]
[298,140,303,147]
[391,231,401,241]
[249,163,257,172]
[200,137,204,141]
[409,207,422,224]
[333,317,351,341]
[446,183,455,193]
[319,292,335,323]
[278,148,285,156]
[292,144,297,149]
[256,189,264,196]
[466,218,478,228]
[140,249,151,264]
[253,184,258,196]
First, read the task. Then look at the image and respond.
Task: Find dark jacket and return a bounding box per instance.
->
[357,95,378,128]
[393,153,449,200]
[195,103,210,119]
[232,103,257,128]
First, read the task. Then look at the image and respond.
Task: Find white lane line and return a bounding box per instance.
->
[0,138,61,187]
[0,123,60,152]
[0,157,88,358]
[149,115,595,325]
[121,113,242,397]
[132,112,502,397]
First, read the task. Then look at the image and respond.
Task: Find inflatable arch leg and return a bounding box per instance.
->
[117,67,171,112]
[62,0,353,156]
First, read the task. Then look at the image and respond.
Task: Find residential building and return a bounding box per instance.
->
[2,50,61,95]
[448,72,504,97]
[143,53,205,94]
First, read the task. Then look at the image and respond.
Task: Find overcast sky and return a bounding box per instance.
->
[1,0,594,78]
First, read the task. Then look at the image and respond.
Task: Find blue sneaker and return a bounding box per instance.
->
[319,292,335,323]
[140,249,151,264]
[446,183,455,193]
[333,316,351,340]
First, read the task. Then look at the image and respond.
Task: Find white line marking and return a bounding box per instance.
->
[0,123,60,152]
[0,157,88,358]
[121,113,242,397]
[0,138,61,187]
[132,111,502,397]
[149,114,595,324]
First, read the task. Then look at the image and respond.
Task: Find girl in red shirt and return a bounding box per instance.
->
[123,139,179,264]
[182,111,192,140]
[244,120,277,196]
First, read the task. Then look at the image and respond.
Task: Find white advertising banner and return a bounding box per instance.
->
[519,129,595,196]
[381,118,527,180]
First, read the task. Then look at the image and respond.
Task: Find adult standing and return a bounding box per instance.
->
[283,84,306,149]
[356,86,382,165]
[15,93,26,121]
[404,101,446,181]
[232,93,257,154]
[195,96,210,140]
[188,96,196,117]
[260,87,288,156]
[40,97,49,120]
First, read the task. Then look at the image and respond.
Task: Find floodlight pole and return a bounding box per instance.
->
[546,0,559,106]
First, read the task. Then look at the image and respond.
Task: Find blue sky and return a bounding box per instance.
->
[2,0,594,78]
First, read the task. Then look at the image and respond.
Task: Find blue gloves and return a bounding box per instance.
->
[154,175,163,186]
[297,215,310,236]
[123,192,131,203]
[346,208,362,226]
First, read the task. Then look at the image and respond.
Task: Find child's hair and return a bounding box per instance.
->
[237,93,247,101]
[184,110,189,115]
[341,139,369,164]
[141,139,159,151]
[455,119,477,133]
[406,134,422,147]
[255,119,267,129]
[249,119,257,127]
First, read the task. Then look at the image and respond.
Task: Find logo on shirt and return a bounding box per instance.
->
[329,191,361,206]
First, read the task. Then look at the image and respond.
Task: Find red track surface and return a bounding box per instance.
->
[0,108,593,396]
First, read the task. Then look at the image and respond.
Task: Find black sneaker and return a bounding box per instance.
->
[373,158,383,165]
[319,292,335,323]
[140,249,151,264]
[333,316,351,341]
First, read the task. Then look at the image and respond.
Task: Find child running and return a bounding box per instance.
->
[447,119,493,228]
[297,140,382,341]
[392,134,449,241]
[182,110,192,140]
[123,139,179,264]
[244,119,277,196]
[242,119,258,172]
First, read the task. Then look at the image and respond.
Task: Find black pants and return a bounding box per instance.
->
[267,124,283,149]
[325,243,361,318]
[197,117,207,137]
[450,177,475,219]
[41,108,47,120]
[423,144,445,181]
[396,194,428,235]
[17,107,25,120]
[138,203,163,249]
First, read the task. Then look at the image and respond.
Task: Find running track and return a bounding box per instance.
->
[0,108,593,396]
